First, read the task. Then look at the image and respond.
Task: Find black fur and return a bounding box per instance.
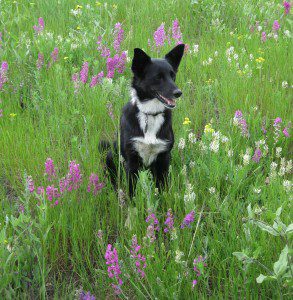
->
[103,44,185,197]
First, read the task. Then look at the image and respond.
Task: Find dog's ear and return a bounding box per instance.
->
[165,44,185,72]
[131,48,151,76]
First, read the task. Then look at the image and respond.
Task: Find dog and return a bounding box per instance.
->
[102,44,185,197]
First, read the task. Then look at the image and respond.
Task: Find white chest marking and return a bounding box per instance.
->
[132,112,168,166]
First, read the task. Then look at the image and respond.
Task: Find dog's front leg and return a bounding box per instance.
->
[125,155,141,198]
[151,152,171,191]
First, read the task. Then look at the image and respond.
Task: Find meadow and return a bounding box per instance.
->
[0,0,292,299]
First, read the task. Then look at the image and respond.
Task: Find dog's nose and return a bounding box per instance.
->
[173,89,182,98]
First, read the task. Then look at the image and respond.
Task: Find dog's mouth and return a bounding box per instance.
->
[155,93,176,109]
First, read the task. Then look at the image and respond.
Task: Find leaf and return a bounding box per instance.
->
[254,221,280,236]
[286,223,293,234]
[273,245,289,277]
[275,206,282,217]
[256,274,276,283]
[233,252,251,262]
[247,203,254,219]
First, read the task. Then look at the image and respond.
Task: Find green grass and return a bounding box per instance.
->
[0,0,292,299]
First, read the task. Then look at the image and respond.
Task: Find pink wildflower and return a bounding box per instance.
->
[146,210,159,243]
[87,173,104,195]
[46,185,60,201]
[284,1,291,15]
[130,235,147,278]
[283,127,290,137]
[113,22,124,53]
[0,61,8,90]
[274,117,282,126]
[233,110,249,137]
[97,36,111,58]
[172,19,183,45]
[252,148,262,163]
[26,175,35,193]
[37,186,45,195]
[261,32,266,42]
[51,47,59,62]
[36,53,44,70]
[80,62,89,84]
[33,17,45,34]
[105,244,123,295]
[154,23,167,48]
[45,158,56,181]
[164,209,174,233]
[192,256,207,289]
[66,160,82,191]
[181,210,195,229]
[272,20,280,31]
[90,71,104,88]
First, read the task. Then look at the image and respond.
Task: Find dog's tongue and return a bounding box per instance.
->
[159,94,176,107]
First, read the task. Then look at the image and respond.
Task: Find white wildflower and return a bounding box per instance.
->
[178,138,186,150]
[189,161,196,168]
[249,54,254,60]
[214,50,218,57]
[188,132,197,143]
[283,180,292,193]
[253,188,261,194]
[282,81,288,88]
[193,44,199,53]
[210,139,219,153]
[276,147,282,158]
[243,154,251,166]
[233,53,239,61]
[228,149,234,157]
[209,187,216,194]
[175,250,184,264]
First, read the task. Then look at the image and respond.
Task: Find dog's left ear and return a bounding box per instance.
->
[165,44,185,72]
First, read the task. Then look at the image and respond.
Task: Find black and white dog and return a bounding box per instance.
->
[103,44,185,197]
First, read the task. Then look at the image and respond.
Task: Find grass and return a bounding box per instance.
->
[0,0,292,299]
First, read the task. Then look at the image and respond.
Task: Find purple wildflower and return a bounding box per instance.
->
[87,173,104,195]
[51,47,59,62]
[0,61,8,90]
[164,209,174,233]
[283,127,290,137]
[45,158,56,181]
[59,177,68,194]
[284,1,291,15]
[33,17,45,34]
[130,235,147,278]
[79,291,96,300]
[233,110,249,137]
[181,210,195,229]
[252,148,262,163]
[37,186,45,195]
[26,175,35,193]
[192,256,207,289]
[172,19,183,45]
[46,185,60,201]
[90,71,104,88]
[106,53,126,78]
[36,53,44,70]
[105,244,123,295]
[80,62,89,84]
[97,36,111,58]
[272,20,280,31]
[146,211,159,243]
[113,22,124,53]
[66,160,82,191]
[273,117,282,144]
[274,117,282,126]
[154,23,167,48]
[261,32,266,42]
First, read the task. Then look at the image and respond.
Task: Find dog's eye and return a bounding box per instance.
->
[170,71,176,80]
[154,73,163,81]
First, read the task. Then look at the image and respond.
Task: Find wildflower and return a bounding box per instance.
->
[79,291,95,300]
[175,250,184,263]
[75,4,83,10]
[210,138,220,153]
[37,186,45,195]
[80,62,89,84]
[113,22,124,53]
[284,1,291,15]
[72,73,80,94]
[26,175,35,193]
[272,20,280,31]
[96,36,111,58]
[193,44,199,53]
[96,1,101,6]
[204,123,214,134]
[9,113,16,118]
[145,210,159,242]
[188,132,197,143]
[243,153,251,166]
[276,147,282,158]
[164,209,174,233]
[178,138,186,150]
[283,127,289,137]
[0,61,8,90]
[153,23,167,48]
[105,244,123,295]
[87,173,104,195]
[33,17,44,34]
[253,188,261,194]
[228,149,234,157]
[255,57,265,63]
[233,110,249,137]
[209,187,216,194]
[90,71,104,87]
[130,235,147,278]
[261,32,266,42]
[97,229,103,240]
[283,180,292,193]
[181,210,195,229]
[45,158,56,181]
[252,148,262,163]
[36,53,44,70]
[192,256,207,289]
[183,117,191,125]
[66,161,82,191]
[282,81,288,88]
[106,53,127,78]
[172,19,183,44]
[46,185,60,201]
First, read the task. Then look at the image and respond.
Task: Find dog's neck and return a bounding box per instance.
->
[130,88,166,115]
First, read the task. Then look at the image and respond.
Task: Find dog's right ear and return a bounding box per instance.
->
[131,48,151,76]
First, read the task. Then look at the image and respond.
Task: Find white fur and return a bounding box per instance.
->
[130,89,168,166]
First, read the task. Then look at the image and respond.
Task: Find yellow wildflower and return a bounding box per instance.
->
[113,4,117,9]
[204,123,214,134]
[64,56,69,60]
[183,117,191,125]
[237,69,243,76]
[206,78,214,84]
[255,57,265,63]
[10,113,17,118]
[76,26,81,30]
[237,35,243,40]
[96,1,102,6]
[75,5,83,10]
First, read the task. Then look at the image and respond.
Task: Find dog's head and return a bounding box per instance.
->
[131,44,185,109]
